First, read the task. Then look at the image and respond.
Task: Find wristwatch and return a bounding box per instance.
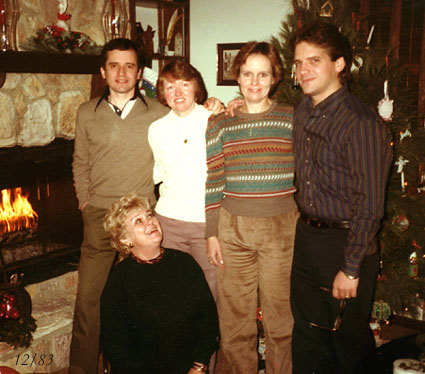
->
[343,272,358,280]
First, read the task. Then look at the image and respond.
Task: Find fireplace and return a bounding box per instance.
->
[0,139,82,285]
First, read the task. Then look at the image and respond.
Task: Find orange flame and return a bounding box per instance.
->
[0,188,38,236]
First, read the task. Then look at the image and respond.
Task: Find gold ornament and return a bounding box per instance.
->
[320,1,334,17]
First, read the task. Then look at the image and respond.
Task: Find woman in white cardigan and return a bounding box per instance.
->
[148,60,217,301]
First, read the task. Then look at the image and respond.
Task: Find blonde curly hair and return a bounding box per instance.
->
[103,193,151,255]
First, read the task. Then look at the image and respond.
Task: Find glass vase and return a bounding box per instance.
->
[0,0,20,51]
[102,0,128,42]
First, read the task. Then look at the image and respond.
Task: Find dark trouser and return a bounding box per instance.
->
[291,218,378,374]
[69,205,117,374]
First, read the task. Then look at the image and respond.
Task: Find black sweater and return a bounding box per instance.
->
[100,249,219,374]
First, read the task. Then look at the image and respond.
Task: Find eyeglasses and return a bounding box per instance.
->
[308,286,347,332]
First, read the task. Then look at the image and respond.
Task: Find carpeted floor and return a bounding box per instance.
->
[53,316,425,374]
[53,348,233,374]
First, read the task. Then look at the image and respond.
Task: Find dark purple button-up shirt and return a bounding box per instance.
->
[293,85,393,276]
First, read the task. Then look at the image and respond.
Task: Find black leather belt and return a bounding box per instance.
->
[300,212,350,229]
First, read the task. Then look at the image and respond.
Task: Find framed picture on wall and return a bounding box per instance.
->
[217,43,245,86]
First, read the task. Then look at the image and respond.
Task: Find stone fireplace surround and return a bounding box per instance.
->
[0,0,107,147]
[0,0,107,279]
[0,0,114,281]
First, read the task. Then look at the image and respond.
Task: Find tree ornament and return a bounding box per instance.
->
[0,293,20,319]
[258,336,266,360]
[320,0,334,17]
[412,240,422,251]
[378,80,394,122]
[57,0,71,31]
[408,251,418,278]
[369,321,383,346]
[372,300,391,321]
[377,272,387,281]
[377,259,387,280]
[367,25,375,45]
[295,9,302,29]
[0,283,36,348]
[400,129,412,143]
[350,55,363,73]
[418,163,425,194]
[395,156,410,192]
[257,307,266,370]
[391,214,410,233]
[351,12,361,31]
[257,307,263,321]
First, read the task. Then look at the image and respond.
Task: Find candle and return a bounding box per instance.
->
[367,24,375,45]
[395,156,409,191]
[58,0,68,15]
[0,0,5,26]
[111,0,116,36]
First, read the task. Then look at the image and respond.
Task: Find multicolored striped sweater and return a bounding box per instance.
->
[205,101,297,238]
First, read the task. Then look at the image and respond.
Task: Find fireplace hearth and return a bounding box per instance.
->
[0,139,82,285]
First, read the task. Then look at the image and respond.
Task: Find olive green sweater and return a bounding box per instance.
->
[73,96,168,209]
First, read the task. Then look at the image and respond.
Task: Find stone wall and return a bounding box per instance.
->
[0,73,91,147]
[0,0,111,147]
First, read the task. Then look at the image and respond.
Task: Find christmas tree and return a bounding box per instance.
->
[271,0,425,319]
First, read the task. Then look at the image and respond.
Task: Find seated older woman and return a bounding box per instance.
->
[100,193,219,374]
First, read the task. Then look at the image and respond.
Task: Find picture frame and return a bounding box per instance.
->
[217,43,245,86]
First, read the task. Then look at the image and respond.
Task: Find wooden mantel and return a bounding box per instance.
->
[0,51,100,74]
[0,51,101,89]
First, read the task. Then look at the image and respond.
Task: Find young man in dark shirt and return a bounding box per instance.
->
[291,22,393,373]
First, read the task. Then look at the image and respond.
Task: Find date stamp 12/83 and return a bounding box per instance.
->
[15,353,54,368]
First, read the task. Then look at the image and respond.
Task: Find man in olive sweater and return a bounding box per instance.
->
[70,38,168,374]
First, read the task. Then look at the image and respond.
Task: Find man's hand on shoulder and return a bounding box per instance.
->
[225,98,244,116]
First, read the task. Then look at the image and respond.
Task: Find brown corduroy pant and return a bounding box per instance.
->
[216,207,298,374]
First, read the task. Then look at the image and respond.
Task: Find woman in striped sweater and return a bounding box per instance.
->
[205,41,299,374]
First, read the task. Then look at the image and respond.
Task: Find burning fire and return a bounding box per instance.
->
[0,188,38,236]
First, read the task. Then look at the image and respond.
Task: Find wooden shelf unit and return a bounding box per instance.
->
[130,0,190,69]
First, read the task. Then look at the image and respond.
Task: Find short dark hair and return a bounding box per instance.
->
[232,41,283,95]
[156,59,208,106]
[100,38,143,69]
[292,22,352,83]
